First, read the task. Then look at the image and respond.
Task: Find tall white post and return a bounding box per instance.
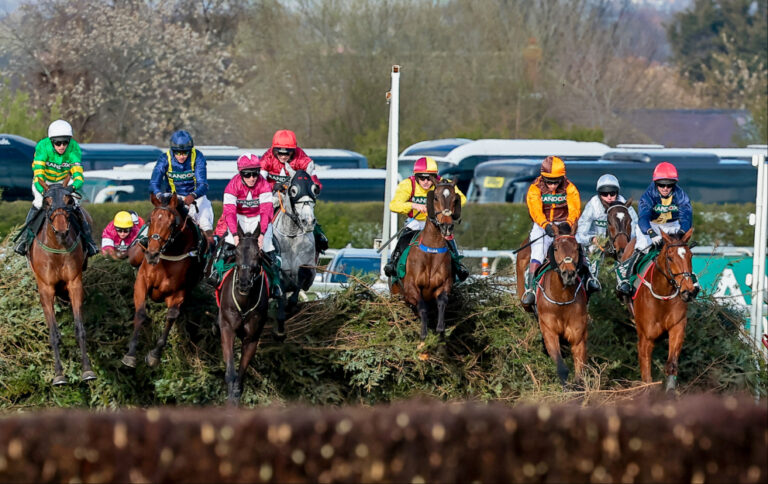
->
[749,154,767,356]
[381,65,401,276]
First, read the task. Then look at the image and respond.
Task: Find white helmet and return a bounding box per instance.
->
[596,174,620,193]
[48,120,73,138]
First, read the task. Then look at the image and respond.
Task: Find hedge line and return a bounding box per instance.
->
[0,200,756,249]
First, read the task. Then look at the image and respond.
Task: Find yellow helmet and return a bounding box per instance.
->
[113,211,134,229]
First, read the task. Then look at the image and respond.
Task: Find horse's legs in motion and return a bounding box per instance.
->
[39,285,67,385]
[541,324,569,388]
[68,277,96,382]
[236,323,264,404]
[637,334,655,383]
[147,294,184,367]
[435,290,449,336]
[219,314,239,404]
[571,336,587,388]
[123,276,150,367]
[665,323,686,393]
[417,298,430,340]
[273,293,287,340]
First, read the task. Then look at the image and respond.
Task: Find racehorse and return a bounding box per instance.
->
[27,178,97,385]
[390,178,462,340]
[515,224,588,388]
[624,228,698,392]
[217,225,269,404]
[270,170,319,336]
[122,193,207,368]
[605,199,634,261]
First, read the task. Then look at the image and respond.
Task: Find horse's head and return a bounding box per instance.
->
[606,199,633,259]
[145,192,185,265]
[551,223,580,287]
[235,223,262,295]
[427,178,461,238]
[659,228,699,302]
[40,176,76,244]
[284,170,318,233]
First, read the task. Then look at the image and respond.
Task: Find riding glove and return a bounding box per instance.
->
[184,194,196,205]
[544,224,555,237]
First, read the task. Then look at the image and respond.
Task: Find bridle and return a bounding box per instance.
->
[551,234,579,278]
[427,181,462,238]
[277,174,318,234]
[659,241,698,290]
[605,204,631,259]
[147,205,185,255]
[231,235,266,316]
[538,234,584,305]
[43,186,76,237]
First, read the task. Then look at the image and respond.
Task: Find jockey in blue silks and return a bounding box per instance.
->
[149,130,214,243]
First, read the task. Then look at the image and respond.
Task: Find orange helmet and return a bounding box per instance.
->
[540,156,566,178]
[271,130,298,150]
[413,156,438,175]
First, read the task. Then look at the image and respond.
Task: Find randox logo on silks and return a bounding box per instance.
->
[541,193,567,204]
[595,219,607,228]
[167,171,195,181]
[236,199,261,208]
[412,196,427,204]
[270,174,290,184]
[653,204,679,214]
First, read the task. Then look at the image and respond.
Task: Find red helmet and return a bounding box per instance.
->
[237,153,260,172]
[413,156,438,174]
[652,162,678,182]
[271,129,298,150]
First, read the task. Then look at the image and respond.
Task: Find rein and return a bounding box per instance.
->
[639,242,697,301]
[148,205,197,259]
[230,266,267,317]
[37,236,80,254]
[537,234,585,306]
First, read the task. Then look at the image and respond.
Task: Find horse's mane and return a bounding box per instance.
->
[607,200,626,208]
[556,222,573,235]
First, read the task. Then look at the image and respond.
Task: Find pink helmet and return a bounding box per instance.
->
[652,162,678,182]
[237,153,260,172]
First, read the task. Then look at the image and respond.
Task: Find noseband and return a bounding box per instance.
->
[428,182,461,237]
[148,206,184,255]
[605,205,631,258]
[660,242,698,290]
[552,235,579,275]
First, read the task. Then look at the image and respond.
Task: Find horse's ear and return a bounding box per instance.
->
[426,190,435,219]
[622,237,637,261]
[38,178,49,194]
[61,174,71,188]
[624,197,633,207]
[452,191,462,221]
[660,230,673,245]
[151,192,161,207]
[682,228,693,243]
[552,223,560,236]
[569,220,577,234]
[168,193,178,208]
[237,223,245,239]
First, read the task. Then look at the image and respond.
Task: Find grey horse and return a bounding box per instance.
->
[268,170,319,334]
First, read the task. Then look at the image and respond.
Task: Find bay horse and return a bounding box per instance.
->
[270,170,319,336]
[390,178,462,340]
[217,224,269,404]
[604,199,634,261]
[624,228,699,391]
[122,193,207,368]
[27,177,97,385]
[515,224,588,388]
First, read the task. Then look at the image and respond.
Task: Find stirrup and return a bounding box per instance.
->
[521,289,535,306]
[616,281,632,296]
[383,263,396,277]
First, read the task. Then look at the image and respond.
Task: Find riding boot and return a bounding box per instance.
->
[447,238,470,282]
[13,207,40,256]
[384,232,412,277]
[313,224,329,253]
[616,249,642,296]
[262,251,283,297]
[521,262,540,306]
[76,208,99,257]
[207,242,234,287]
[581,249,601,294]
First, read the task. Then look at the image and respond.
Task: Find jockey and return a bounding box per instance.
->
[208,154,282,296]
[383,156,470,281]
[616,162,694,296]
[101,210,144,260]
[13,119,99,257]
[520,155,585,306]
[260,129,329,253]
[575,174,642,292]
[149,130,214,243]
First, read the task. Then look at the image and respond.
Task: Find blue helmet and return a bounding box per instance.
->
[170,130,194,152]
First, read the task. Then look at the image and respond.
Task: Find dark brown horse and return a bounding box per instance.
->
[28,178,97,385]
[625,229,699,391]
[390,179,462,340]
[605,199,634,261]
[515,224,588,388]
[217,224,269,404]
[122,193,207,368]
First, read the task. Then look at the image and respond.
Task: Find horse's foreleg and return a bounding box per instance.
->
[571,336,587,385]
[236,321,264,404]
[148,296,183,367]
[39,285,67,385]
[665,322,686,392]
[637,335,655,383]
[219,314,238,404]
[417,298,430,340]
[541,322,568,388]
[273,294,287,341]
[123,278,149,368]
[436,290,449,335]
[68,278,96,382]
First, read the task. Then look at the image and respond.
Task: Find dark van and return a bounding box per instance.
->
[470,148,766,204]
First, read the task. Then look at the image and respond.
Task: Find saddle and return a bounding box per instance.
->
[392,231,462,284]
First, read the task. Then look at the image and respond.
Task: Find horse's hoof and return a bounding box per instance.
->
[81,370,97,382]
[52,375,68,386]
[146,352,161,367]
[271,327,286,342]
[121,355,137,368]
[665,375,677,393]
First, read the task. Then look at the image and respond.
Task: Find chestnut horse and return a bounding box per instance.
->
[122,193,207,368]
[622,229,699,391]
[27,178,97,385]
[217,225,269,404]
[390,179,462,340]
[515,224,588,388]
